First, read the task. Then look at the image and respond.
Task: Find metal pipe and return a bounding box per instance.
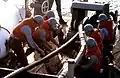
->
[58,62,68,78]
[75,24,86,64]
[0,67,14,72]
[4,32,79,78]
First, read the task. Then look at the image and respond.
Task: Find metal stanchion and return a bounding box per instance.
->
[68,59,75,78]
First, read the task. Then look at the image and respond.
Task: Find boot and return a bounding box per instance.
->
[59,16,67,24]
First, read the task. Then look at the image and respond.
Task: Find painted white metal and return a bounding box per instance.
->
[41,0,49,14]
[72,1,104,11]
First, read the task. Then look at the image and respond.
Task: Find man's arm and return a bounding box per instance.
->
[21,25,45,55]
[38,29,52,51]
[41,40,53,51]
[50,32,60,47]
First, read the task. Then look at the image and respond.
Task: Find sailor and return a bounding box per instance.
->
[97,13,114,78]
[74,37,101,78]
[85,37,101,75]
[43,10,58,37]
[42,10,64,45]
[97,13,114,62]
[42,17,60,47]
[98,13,113,43]
[32,17,62,73]
[9,15,45,66]
[32,17,60,54]
[84,24,103,51]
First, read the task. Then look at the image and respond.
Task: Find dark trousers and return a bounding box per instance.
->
[74,64,100,78]
[55,0,62,17]
[102,40,114,78]
[9,36,28,67]
[103,40,114,62]
[49,0,62,16]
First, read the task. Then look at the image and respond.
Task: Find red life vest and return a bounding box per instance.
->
[89,29,103,50]
[99,20,113,40]
[13,17,37,42]
[85,46,101,72]
[43,15,48,21]
[32,28,41,40]
[33,21,51,41]
[42,21,51,41]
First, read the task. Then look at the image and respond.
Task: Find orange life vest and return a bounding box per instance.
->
[13,17,37,42]
[85,46,101,72]
[89,29,103,50]
[99,20,113,41]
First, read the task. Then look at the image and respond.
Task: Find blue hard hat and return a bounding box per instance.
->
[33,15,43,24]
[86,37,97,47]
[101,28,108,37]
[97,13,108,22]
[48,17,58,30]
[46,10,55,19]
[84,24,94,33]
